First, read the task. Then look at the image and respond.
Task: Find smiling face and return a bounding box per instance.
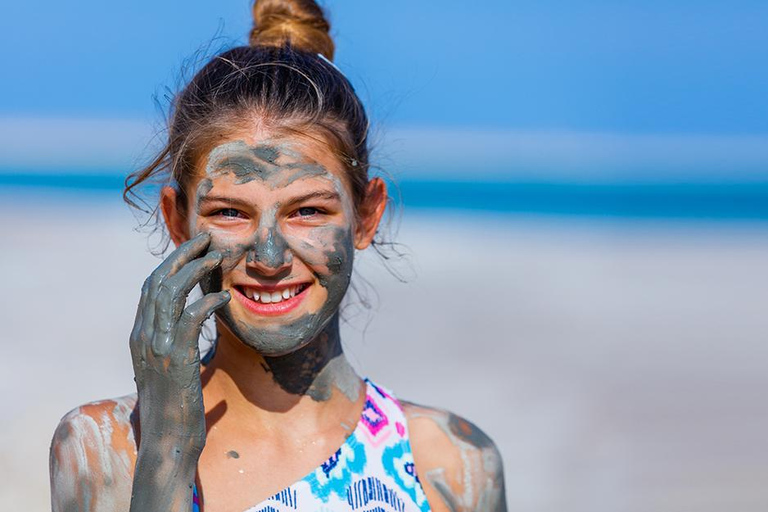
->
[175,133,364,356]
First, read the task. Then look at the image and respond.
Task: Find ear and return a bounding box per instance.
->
[354,178,388,250]
[160,186,190,249]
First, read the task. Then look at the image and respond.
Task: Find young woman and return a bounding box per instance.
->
[49,1,506,511]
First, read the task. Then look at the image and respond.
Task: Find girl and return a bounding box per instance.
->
[49,1,506,511]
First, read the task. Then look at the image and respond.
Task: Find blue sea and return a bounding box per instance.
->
[1,171,767,221]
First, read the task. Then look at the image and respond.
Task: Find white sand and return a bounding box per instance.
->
[1,192,767,511]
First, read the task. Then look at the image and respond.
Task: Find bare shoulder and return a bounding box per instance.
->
[402,401,507,512]
[50,394,138,512]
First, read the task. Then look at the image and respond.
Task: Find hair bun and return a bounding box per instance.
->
[250,0,335,61]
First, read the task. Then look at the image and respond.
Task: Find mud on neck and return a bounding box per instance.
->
[260,314,361,403]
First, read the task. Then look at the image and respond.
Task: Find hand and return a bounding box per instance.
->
[129,232,230,454]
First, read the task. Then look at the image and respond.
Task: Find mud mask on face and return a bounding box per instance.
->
[193,140,355,356]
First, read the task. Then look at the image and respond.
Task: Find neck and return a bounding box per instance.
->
[262,316,362,403]
[203,314,363,415]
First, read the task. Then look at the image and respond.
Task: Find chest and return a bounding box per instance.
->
[195,426,350,512]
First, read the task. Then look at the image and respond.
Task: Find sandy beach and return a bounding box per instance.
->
[1,191,767,511]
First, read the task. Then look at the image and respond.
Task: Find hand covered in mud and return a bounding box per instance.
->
[129,232,230,453]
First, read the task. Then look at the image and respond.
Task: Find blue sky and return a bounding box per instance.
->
[1,1,767,184]
[2,0,767,133]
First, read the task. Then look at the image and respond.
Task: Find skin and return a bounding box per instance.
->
[48,127,507,512]
[260,318,361,402]
[404,403,508,512]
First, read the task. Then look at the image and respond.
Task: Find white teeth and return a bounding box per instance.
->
[243,285,304,304]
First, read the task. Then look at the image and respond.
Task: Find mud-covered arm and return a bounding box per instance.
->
[129,438,200,512]
[127,232,229,512]
[404,403,507,512]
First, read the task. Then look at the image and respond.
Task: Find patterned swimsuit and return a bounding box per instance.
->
[192,379,432,512]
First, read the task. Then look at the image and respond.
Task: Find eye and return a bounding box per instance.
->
[215,208,243,218]
[295,206,320,217]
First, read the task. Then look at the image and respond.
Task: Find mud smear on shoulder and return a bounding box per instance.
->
[409,408,507,512]
[49,396,139,512]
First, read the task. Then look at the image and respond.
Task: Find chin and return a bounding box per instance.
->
[216,296,339,357]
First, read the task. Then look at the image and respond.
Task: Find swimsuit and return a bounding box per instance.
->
[192,379,432,512]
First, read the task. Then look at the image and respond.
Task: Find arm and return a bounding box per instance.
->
[127,232,229,512]
[50,234,227,512]
[404,403,507,512]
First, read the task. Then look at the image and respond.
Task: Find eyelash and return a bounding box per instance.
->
[214,208,244,219]
[294,206,320,217]
[211,206,324,219]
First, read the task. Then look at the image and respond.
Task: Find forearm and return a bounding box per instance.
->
[129,438,201,512]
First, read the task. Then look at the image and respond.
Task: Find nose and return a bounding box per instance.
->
[247,226,293,274]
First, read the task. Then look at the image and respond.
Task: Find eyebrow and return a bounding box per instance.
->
[196,195,253,208]
[196,191,341,207]
[288,190,341,204]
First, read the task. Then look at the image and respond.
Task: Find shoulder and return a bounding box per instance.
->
[402,401,507,512]
[51,394,138,459]
[50,395,138,512]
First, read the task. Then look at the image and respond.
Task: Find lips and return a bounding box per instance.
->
[232,283,310,316]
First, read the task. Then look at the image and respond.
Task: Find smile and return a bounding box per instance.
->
[233,283,310,316]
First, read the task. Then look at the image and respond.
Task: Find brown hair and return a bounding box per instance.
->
[124,0,374,227]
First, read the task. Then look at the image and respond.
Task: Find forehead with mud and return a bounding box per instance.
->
[192,139,355,356]
[206,140,333,187]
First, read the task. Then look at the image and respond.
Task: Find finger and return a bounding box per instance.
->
[152,251,223,348]
[129,300,144,357]
[134,277,151,337]
[156,232,212,281]
[142,232,211,330]
[130,279,153,363]
[173,291,231,352]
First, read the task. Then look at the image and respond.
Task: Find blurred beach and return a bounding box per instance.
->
[1,190,766,511]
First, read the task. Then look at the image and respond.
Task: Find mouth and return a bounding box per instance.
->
[232,283,310,316]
